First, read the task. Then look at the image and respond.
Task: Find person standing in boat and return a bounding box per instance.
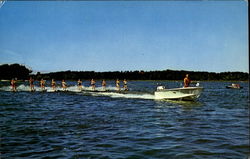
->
[91,79,96,90]
[77,79,83,91]
[116,79,120,91]
[184,74,191,87]
[51,79,56,91]
[62,79,67,91]
[40,79,46,91]
[102,79,106,91]
[10,78,17,92]
[123,79,128,91]
[29,77,35,92]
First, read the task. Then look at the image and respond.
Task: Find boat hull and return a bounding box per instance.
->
[226,86,243,89]
[155,87,204,101]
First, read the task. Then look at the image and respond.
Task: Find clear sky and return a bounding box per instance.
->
[0,1,248,73]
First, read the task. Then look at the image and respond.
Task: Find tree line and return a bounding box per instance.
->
[0,63,249,81]
[0,64,32,80]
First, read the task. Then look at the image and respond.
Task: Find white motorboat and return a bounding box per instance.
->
[226,84,243,89]
[155,85,204,101]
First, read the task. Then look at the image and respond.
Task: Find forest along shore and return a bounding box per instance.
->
[0,63,249,81]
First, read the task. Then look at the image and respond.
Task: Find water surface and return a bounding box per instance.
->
[0,81,249,158]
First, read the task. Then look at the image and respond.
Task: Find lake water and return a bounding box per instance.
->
[0,81,249,158]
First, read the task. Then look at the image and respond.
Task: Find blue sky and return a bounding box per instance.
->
[0,1,248,73]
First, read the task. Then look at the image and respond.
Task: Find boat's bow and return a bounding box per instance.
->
[155,86,204,100]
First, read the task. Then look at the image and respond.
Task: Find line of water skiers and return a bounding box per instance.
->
[10,78,128,92]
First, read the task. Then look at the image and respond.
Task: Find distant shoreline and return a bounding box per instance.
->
[34,70,249,81]
[0,64,249,81]
[1,79,249,83]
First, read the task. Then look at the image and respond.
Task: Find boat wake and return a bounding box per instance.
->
[0,84,117,92]
[0,84,156,100]
[92,92,156,100]
[1,84,205,101]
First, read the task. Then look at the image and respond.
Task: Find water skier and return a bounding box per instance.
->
[62,80,67,91]
[10,78,17,92]
[91,79,96,91]
[51,79,56,91]
[123,79,128,91]
[40,79,46,91]
[102,79,106,91]
[77,79,83,91]
[29,77,35,92]
[116,79,120,91]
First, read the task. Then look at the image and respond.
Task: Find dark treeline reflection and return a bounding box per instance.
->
[0,64,249,81]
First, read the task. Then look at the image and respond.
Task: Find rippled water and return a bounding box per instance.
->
[0,81,249,158]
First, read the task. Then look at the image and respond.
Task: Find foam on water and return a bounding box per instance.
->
[0,84,107,92]
[0,84,156,100]
[93,92,156,100]
[0,86,12,92]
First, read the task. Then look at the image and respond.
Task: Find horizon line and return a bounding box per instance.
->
[32,69,249,74]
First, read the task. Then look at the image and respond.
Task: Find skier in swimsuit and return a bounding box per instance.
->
[51,79,56,91]
[29,77,35,92]
[123,79,128,91]
[62,80,67,91]
[116,79,120,91]
[77,79,83,91]
[11,78,17,92]
[91,79,96,91]
[102,79,106,91]
[40,79,46,91]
